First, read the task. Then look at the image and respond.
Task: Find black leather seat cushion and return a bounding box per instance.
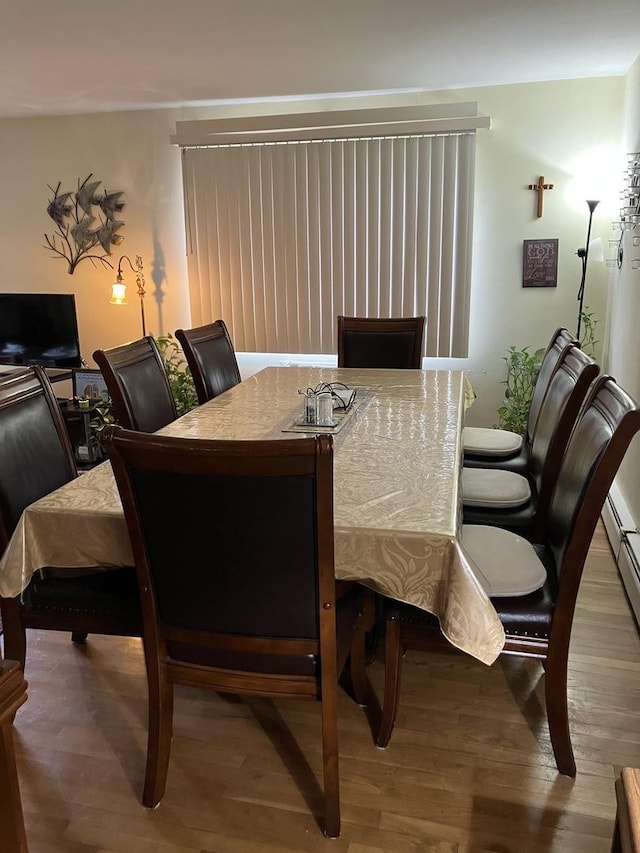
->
[384,542,557,640]
[462,499,535,536]
[23,567,141,623]
[463,445,529,475]
[492,542,557,638]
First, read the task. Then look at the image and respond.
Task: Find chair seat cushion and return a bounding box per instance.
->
[491,541,557,637]
[384,539,556,642]
[463,426,523,457]
[462,468,531,508]
[14,567,143,639]
[24,567,140,613]
[492,581,555,638]
[383,539,556,638]
[461,524,547,596]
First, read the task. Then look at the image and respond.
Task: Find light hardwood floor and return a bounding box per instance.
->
[5,523,640,852]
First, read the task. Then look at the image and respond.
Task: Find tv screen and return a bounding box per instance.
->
[0,293,82,369]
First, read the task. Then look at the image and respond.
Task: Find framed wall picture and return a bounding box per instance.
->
[522,238,558,288]
[72,369,109,401]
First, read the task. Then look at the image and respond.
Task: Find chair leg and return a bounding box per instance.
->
[377,619,403,748]
[347,617,383,743]
[71,632,88,645]
[320,689,340,838]
[361,588,380,664]
[349,620,372,707]
[544,650,576,777]
[142,663,174,808]
[0,598,27,672]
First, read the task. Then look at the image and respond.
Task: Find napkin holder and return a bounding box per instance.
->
[332,387,357,410]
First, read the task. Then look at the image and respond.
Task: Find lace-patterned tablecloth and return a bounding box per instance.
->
[0,367,504,665]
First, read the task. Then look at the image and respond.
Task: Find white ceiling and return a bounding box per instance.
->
[2,0,640,119]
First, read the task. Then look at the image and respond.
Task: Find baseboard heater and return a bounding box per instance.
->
[602,481,640,627]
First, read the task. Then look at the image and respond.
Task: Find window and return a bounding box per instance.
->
[175,104,489,358]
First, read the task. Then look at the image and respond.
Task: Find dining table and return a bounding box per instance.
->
[0,366,505,665]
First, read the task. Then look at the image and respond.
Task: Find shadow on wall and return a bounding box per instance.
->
[150,227,167,335]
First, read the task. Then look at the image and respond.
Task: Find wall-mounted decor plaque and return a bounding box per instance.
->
[522,238,558,288]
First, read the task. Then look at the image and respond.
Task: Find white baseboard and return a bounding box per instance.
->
[619,533,640,626]
[602,481,640,626]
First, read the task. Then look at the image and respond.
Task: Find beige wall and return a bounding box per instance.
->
[606,54,640,520]
[456,77,623,418]
[0,76,626,427]
[0,109,191,357]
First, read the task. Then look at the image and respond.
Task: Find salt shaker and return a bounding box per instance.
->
[317,392,333,426]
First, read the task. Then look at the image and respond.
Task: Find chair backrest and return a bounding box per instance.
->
[526,327,578,444]
[528,345,599,535]
[93,336,178,432]
[337,316,425,369]
[103,427,336,674]
[0,367,76,551]
[175,320,241,405]
[544,376,640,639]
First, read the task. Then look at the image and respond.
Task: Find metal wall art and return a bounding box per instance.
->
[44,174,125,274]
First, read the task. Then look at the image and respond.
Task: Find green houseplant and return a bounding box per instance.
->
[155,333,198,416]
[579,308,599,359]
[88,399,115,443]
[496,345,544,436]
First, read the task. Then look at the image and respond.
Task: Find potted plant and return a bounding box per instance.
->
[579,308,599,359]
[496,345,545,435]
[155,333,198,416]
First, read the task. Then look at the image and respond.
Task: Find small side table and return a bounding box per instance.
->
[60,400,103,466]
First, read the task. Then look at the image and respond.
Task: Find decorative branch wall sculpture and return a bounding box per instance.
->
[44,174,126,274]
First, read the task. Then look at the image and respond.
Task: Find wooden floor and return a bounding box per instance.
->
[5,523,640,852]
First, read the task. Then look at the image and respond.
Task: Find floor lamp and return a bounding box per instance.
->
[576,200,600,340]
[110,255,146,336]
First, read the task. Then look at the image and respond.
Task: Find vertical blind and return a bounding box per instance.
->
[181,129,477,357]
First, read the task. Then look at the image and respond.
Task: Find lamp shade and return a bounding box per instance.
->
[110,282,128,305]
[589,237,604,263]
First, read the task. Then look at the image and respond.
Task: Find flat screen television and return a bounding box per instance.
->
[0,293,82,369]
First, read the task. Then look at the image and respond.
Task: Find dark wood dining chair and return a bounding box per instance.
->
[337,315,425,369]
[462,344,599,538]
[93,336,178,432]
[463,327,578,473]
[377,375,640,777]
[175,319,241,405]
[0,367,141,670]
[102,427,377,838]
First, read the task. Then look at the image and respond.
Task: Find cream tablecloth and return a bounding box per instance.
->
[0,367,504,664]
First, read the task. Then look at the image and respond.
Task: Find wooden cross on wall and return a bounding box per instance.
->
[528,175,554,217]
